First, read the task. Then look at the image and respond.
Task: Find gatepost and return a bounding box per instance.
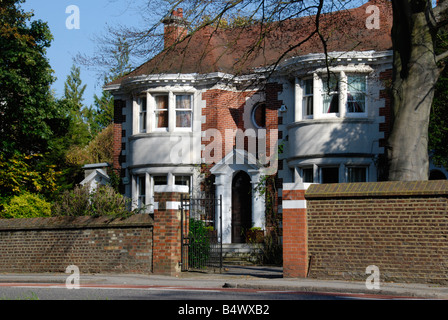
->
[152,189,188,276]
[282,183,311,278]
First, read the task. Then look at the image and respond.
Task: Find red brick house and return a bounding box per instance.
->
[105,0,396,244]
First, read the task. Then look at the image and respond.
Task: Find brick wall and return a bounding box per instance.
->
[283,181,448,284]
[0,215,154,274]
[305,181,448,284]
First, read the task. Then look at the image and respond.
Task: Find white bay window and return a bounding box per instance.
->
[297,71,368,120]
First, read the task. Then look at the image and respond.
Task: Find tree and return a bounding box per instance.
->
[64,64,87,112]
[77,38,132,136]
[386,0,448,181]
[0,0,59,155]
[88,0,448,181]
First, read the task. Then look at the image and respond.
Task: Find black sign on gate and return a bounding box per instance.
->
[180,195,223,272]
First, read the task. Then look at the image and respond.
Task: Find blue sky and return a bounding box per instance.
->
[21,0,145,107]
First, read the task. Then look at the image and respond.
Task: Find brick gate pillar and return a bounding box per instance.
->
[282,183,310,278]
[152,191,187,276]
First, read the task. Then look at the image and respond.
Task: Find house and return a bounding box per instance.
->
[104,0,396,244]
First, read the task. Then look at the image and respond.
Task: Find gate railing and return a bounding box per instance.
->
[180,195,222,272]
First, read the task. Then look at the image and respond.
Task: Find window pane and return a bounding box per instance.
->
[321,167,339,183]
[302,168,314,183]
[347,167,367,182]
[303,79,314,116]
[175,176,191,187]
[155,111,168,128]
[153,175,167,186]
[138,176,146,208]
[176,111,192,128]
[139,98,147,133]
[156,95,168,109]
[176,95,191,109]
[347,75,366,113]
[252,103,266,128]
[322,76,339,113]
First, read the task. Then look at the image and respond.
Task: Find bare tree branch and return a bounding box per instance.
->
[436,49,448,62]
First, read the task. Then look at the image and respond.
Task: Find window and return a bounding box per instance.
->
[137,176,146,209]
[347,75,366,113]
[153,175,168,186]
[301,167,314,183]
[321,167,339,183]
[155,95,169,129]
[303,79,314,116]
[175,175,191,193]
[176,95,192,128]
[252,103,266,128]
[139,97,147,133]
[347,167,367,182]
[322,74,339,114]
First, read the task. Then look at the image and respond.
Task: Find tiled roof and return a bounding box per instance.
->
[108,0,392,87]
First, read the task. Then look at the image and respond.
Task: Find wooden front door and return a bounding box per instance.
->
[231,171,252,243]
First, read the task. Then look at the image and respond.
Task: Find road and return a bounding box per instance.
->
[0,283,404,301]
[0,284,352,300]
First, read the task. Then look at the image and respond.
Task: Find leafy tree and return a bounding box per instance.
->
[1,192,52,219]
[78,38,132,137]
[0,0,60,155]
[64,64,87,113]
[0,153,61,201]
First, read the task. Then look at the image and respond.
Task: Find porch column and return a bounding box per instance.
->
[215,173,232,244]
[249,170,265,230]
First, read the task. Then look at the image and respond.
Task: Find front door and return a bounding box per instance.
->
[231,171,252,243]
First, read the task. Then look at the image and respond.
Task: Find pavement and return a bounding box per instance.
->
[1,265,448,299]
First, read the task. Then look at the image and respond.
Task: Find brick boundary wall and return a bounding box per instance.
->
[283,180,448,285]
[0,214,154,274]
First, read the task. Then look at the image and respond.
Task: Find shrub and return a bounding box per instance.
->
[52,184,132,218]
[1,193,52,219]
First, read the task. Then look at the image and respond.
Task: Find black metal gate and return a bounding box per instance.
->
[180,195,222,272]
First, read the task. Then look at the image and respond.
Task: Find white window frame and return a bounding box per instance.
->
[146,91,195,133]
[302,78,314,119]
[138,96,147,133]
[296,71,369,121]
[175,94,193,131]
[153,94,170,132]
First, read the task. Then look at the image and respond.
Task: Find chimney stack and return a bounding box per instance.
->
[162,8,188,49]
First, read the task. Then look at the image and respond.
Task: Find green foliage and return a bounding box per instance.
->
[52,185,132,218]
[430,31,448,168]
[0,152,61,200]
[0,0,59,154]
[0,192,52,219]
[188,218,210,269]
